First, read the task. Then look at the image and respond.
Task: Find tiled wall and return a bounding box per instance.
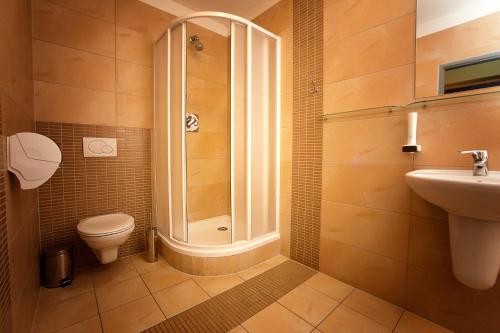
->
[32,0,175,128]
[321,0,500,332]
[289,0,324,269]
[185,23,230,222]
[253,0,294,256]
[31,0,174,266]
[0,0,40,332]
[36,122,152,268]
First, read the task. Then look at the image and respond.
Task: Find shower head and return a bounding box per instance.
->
[189,35,204,51]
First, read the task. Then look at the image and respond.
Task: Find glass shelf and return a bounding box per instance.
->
[321,89,500,121]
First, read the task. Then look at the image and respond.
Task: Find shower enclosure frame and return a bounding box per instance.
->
[153,12,281,257]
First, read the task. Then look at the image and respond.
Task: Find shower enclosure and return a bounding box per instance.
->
[153,12,281,257]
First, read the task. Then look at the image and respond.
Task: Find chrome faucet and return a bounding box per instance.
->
[461,150,489,176]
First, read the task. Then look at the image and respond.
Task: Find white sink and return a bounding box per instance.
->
[406,169,500,290]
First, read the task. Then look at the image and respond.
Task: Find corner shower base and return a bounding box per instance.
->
[159,238,280,276]
[188,215,231,246]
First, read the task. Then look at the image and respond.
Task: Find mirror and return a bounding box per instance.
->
[415,0,500,98]
[185,18,232,245]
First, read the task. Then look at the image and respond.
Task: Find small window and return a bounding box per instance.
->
[439,53,500,94]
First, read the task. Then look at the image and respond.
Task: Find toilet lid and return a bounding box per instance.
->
[77,213,135,236]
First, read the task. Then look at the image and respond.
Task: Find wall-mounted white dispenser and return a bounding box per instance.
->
[402,112,422,153]
[7,132,62,190]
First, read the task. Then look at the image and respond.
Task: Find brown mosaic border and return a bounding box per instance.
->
[290,0,324,269]
[36,122,153,268]
[144,260,316,333]
[0,103,12,333]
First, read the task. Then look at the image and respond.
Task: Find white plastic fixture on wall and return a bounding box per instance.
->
[7,132,62,190]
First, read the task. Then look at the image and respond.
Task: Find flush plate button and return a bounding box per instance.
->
[83,137,117,157]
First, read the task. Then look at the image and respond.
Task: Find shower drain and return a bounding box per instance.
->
[217,227,228,231]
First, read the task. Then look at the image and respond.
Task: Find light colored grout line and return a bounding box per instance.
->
[89,270,105,333]
[313,287,354,330]
[42,0,116,24]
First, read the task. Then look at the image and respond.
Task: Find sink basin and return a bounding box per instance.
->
[406,169,500,290]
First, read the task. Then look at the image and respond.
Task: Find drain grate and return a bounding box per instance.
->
[217,226,228,231]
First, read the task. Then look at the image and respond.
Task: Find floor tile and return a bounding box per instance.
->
[153,279,210,318]
[90,258,139,287]
[228,325,248,333]
[238,263,272,280]
[130,252,171,275]
[142,267,191,292]
[100,296,165,333]
[95,275,150,312]
[318,304,391,333]
[264,255,289,267]
[278,284,339,326]
[395,311,453,333]
[38,270,93,307]
[304,272,353,302]
[55,316,102,333]
[33,291,98,332]
[343,289,403,329]
[242,303,314,333]
[193,274,244,297]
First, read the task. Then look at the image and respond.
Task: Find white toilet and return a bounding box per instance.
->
[77,213,135,264]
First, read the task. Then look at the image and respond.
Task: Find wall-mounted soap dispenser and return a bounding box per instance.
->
[402,112,422,153]
[7,132,62,190]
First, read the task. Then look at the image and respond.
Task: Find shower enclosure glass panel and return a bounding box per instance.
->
[185,18,232,245]
[153,12,280,249]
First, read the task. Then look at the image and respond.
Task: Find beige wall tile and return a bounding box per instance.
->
[33,39,115,91]
[410,192,447,220]
[116,60,152,97]
[187,76,228,110]
[324,0,415,42]
[186,104,228,133]
[186,133,227,159]
[318,304,391,333]
[319,238,407,306]
[414,100,500,169]
[187,159,228,187]
[116,25,153,66]
[100,296,165,333]
[35,81,115,124]
[46,0,115,22]
[322,115,412,165]
[187,183,227,214]
[32,0,115,57]
[116,93,152,128]
[408,216,452,274]
[116,0,174,39]
[186,52,227,86]
[321,201,409,261]
[325,13,415,83]
[406,265,500,333]
[322,163,411,213]
[323,64,414,114]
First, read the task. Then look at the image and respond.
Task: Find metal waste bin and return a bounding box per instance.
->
[42,245,73,288]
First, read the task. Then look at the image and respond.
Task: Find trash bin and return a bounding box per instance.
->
[42,244,73,288]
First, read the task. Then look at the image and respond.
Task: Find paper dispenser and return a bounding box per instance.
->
[7,132,62,190]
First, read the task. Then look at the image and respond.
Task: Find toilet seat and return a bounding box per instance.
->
[78,213,135,237]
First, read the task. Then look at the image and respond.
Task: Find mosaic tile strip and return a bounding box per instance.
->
[36,122,152,268]
[0,103,12,333]
[290,0,324,269]
[144,260,316,333]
